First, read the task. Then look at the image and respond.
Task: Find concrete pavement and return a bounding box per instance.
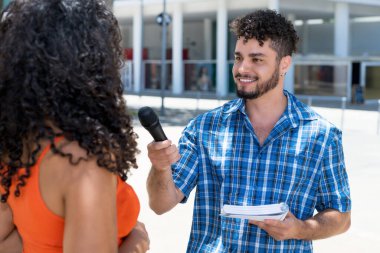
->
[125,94,380,253]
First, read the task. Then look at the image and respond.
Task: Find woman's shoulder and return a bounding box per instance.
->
[38,139,117,217]
[41,139,117,197]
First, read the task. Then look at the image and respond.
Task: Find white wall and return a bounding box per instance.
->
[120,21,207,60]
[351,21,380,56]
[297,23,334,55]
[120,25,132,49]
[294,21,380,57]
[183,21,206,60]
[143,23,169,59]
[120,22,164,60]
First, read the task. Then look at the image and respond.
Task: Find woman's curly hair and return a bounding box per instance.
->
[230,9,299,59]
[0,0,139,202]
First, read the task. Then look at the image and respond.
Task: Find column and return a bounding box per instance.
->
[216,0,228,97]
[302,21,309,54]
[298,21,309,94]
[334,2,349,57]
[172,3,184,94]
[204,18,213,60]
[268,0,279,11]
[284,13,295,93]
[334,2,350,97]
[133,6,143,93]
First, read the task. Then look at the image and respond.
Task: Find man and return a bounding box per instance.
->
[147,9,351,252]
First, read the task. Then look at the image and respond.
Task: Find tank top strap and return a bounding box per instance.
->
[35,136,65,166]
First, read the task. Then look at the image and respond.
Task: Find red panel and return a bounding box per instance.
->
[124,48,149,60]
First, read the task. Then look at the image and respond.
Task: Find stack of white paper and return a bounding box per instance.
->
[221,202,289,221]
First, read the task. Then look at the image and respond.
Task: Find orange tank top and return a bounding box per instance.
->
[4,139,140,253]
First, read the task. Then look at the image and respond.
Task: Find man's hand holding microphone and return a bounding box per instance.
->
[138,107,183,214]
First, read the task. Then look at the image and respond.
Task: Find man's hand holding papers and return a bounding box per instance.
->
[222,203,307,241]
[221,202,289,221]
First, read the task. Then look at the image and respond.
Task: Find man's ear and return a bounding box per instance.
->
[280,55,292,76]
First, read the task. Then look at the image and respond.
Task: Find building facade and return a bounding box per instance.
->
[115,0,380,102]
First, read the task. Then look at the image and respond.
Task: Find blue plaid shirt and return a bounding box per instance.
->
[172,91,351,253]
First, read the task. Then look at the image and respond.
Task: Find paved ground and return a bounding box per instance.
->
[125,94,380,253]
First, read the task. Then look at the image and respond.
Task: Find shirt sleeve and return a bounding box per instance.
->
[316,128,351,212]
[172,119,199,203]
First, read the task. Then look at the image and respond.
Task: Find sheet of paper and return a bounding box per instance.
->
[221,202,289,221]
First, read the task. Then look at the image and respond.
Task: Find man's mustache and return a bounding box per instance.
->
[234,73,259,81]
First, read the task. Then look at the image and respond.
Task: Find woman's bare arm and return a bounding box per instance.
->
[118,221,150,253]
[0,203,22,253]
[62,157,118,253]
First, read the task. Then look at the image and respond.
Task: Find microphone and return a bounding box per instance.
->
[138,106,168,142]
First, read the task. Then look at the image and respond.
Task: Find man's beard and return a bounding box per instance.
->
[235,64,280,100]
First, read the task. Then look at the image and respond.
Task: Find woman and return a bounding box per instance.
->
[0,0,149,252]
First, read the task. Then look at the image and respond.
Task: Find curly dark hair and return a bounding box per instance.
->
[230,9,299,59]
[0,0,139,202]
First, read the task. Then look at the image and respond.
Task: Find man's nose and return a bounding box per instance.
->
[237,59,252,73]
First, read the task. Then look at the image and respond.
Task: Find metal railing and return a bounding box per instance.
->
[123,58,356,98]
[378,100,380,135]
[121,61,133,91]
[143,59,173,90]
[183,60,217,92]
[292,58,352,99]
[369,99,380,135]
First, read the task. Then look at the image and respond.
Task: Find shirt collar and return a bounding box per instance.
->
[221,90,318,127]
[284,90,319,127]
[223,98,245,115]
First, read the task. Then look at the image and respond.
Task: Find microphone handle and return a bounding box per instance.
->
[147,124,167,142]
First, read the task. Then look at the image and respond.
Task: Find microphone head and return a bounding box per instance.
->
[138,106,159,128]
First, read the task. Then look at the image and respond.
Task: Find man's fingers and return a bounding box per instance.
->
[149,144,179,159]
[147,140,180,170]
[147,140,172,151]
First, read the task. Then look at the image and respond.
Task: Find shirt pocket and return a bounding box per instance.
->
[200,131,233,184]
[274,152,317,191]
[286,153,320,218]
[201,130,255,206]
